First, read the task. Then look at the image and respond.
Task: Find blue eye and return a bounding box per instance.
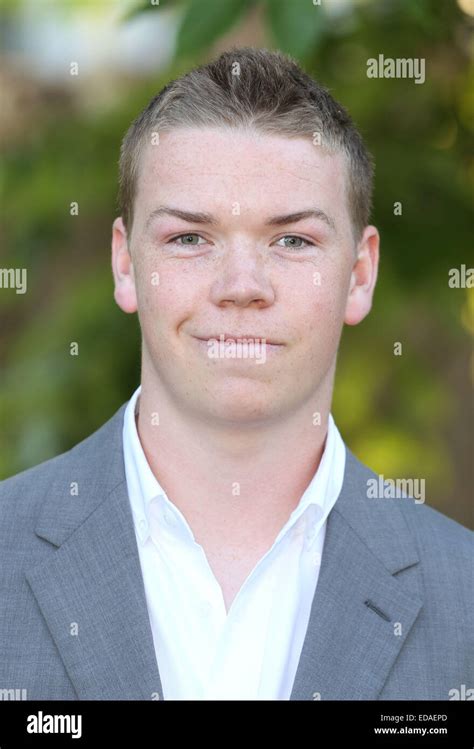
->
[276,235,314,250]
[169,233,204,245]
[166,234,315,249]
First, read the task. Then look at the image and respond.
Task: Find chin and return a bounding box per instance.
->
[196,380,286,426]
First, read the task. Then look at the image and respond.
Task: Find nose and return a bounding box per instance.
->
[209,246,275,309]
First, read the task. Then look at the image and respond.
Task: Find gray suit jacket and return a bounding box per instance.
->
[1,401,472,700]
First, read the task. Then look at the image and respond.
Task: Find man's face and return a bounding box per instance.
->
[112,127,378,425]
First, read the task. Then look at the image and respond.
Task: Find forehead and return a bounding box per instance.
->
[134,127,348,221]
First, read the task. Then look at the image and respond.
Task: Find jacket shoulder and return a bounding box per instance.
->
[347,447,473,551]
[347,448,473,603]
[398,495,474,597]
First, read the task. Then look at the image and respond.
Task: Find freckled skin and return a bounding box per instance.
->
[112,127,379,427]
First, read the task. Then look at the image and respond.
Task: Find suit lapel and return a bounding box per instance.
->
[290,449,423,700]
[25,404,164,700]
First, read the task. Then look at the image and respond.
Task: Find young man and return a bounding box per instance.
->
[1,48,472,701]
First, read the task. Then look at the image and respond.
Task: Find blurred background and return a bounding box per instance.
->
[0,0,472,527]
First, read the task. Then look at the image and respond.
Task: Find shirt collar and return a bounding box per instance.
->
[123,385,170,545]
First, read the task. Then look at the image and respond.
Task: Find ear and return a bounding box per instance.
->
[344,225,380,326]
[111,217,138,314]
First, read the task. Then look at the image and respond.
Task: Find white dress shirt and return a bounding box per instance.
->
[122,385,346,700]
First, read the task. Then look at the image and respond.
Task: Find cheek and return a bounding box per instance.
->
[135,262,202,333]
[294,279,346,338]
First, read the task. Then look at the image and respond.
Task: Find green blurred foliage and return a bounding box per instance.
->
[0,0,472,526]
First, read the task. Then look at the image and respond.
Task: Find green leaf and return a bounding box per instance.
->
[175,0,255,59]
[265,0,325,59]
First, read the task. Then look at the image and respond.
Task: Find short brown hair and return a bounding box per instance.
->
[118,46,374,242]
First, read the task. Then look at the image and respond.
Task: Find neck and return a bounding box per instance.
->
[135,366,335,545]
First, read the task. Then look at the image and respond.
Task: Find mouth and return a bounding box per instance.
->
[194,334,284,346]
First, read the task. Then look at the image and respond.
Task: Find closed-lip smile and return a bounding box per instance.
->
[194,334,283,345]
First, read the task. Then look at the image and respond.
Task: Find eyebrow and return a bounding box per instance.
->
[145,205,336,233]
